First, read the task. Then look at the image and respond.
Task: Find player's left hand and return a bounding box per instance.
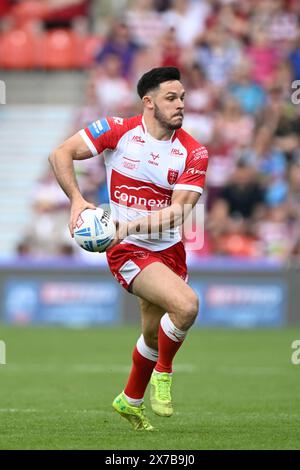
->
[106,221,128,251]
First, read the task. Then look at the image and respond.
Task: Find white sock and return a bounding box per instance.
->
[136,334,158,362]
[160,313,187,343]
[123,392,143,407]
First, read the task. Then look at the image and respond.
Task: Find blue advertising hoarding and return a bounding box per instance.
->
[4,280,121,326]
[191,279,286,328]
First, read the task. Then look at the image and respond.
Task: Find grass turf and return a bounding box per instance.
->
[0,325,299,450]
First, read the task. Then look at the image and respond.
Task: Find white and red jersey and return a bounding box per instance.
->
[79,115,208,251]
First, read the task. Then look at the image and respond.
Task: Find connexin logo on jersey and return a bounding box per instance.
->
[88,119,111,139]
[111,170,171,211]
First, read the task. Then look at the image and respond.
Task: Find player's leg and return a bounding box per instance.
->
[123,298,164,401]
[112,299,164,431]
[132,261,198,333]
[132,262,199,416]
[140,297,165,350]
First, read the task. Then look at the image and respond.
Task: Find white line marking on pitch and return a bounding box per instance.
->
[219,366,290,376]
[2,363,196,374]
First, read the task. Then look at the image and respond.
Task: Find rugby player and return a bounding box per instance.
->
[49,67,209,431]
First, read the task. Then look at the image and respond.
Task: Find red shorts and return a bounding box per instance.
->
[106,241,187,292]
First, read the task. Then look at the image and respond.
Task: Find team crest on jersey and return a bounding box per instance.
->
[167,169,179,185]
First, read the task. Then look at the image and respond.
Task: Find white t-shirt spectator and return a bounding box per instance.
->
[162,0,211,47]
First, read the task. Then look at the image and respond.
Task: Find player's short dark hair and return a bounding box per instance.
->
[137,67,181,99]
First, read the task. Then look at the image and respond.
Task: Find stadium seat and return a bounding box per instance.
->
[0,29,36,69]
[80,35,103,68]
[43,29,78,69]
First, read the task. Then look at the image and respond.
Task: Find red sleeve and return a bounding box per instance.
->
[78,116,129,156]
[174,145,209,194]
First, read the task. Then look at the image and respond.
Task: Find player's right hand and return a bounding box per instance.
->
[69,197,97,237]
[106,221,128,251]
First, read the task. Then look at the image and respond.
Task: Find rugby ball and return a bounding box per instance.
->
[74,207,116,253]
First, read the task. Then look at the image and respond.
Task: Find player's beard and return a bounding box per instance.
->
[154,104,183,130]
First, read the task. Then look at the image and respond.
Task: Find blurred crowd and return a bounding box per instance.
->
[5,0,300,262]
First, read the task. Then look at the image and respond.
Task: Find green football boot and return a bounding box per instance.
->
[112,392,154,431]
[150,370,173,417]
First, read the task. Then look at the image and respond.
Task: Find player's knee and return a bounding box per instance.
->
[178,293,199,328]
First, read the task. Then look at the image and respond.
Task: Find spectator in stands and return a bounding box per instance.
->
[196,24,242,88]
[267,0,299,45]
[271,60,294,99]
[290,237,300,261]
[159,26,183,70]
[180,63,215,144]
[250,0,278,32]
[289,36,300,81]
[254,134,288,207]
[286,161,300,222]
[183,62,215,114]
[206,1,251,42]
[205,129,237,210]
[124,0,164,48]
[69,78,109,204]
[71,79,100,130]
[246,26,280,88]
[92,52,135,116]
[128,44,163,91]
[94,18,140,79]
[213,218,261,258]
[162,0,211,48]
[227,61,266,116]
[20,168,74,257]
[214,95,255,149]
[209,159,266,229]
[262,86,300,164]
[255,203,293,261]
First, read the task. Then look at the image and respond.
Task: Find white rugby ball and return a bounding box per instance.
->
[74,207,116,253]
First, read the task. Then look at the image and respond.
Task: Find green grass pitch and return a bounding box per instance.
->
[0,325,299,449]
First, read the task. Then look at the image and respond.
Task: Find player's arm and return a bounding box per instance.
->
[50,117,126,236]
[130,189,200,234]
[108,190,201,249]
[49,133,97,236]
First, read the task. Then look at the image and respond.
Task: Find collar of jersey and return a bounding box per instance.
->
[141,116,176,144]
